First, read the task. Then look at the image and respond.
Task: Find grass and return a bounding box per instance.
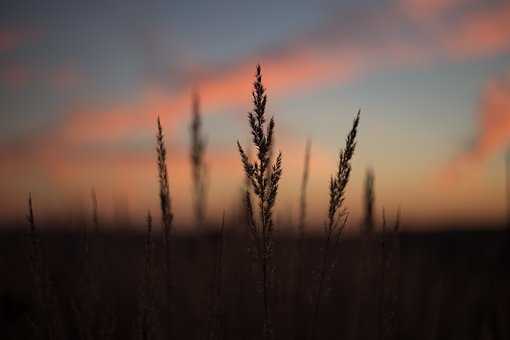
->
[137,211,157,340]
[309,110,360,340]
[156,116,174,338]
[237,64,283,340]
[26,193,62,340]
[377,209,401,340]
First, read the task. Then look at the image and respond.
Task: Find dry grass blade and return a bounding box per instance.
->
[237,64,283,340]
[378,209,401,340]
[26,193,62,340]
[137,211,157,340]
[156,116,174,338]
[205,212,226,340]
[309,110,360,340]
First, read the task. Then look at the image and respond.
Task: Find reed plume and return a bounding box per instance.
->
[309,110,360,340]
[156,116,174,338]
[190,91,207,227]
[237,64,283,340]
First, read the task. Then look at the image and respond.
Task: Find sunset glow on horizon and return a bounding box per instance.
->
[1,0,510,230]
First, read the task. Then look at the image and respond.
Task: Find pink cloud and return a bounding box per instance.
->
[443,2,510,57]
[49,47,364,146]
[472,74,510,158]
[440,71,510,183]
[39,0,510,150]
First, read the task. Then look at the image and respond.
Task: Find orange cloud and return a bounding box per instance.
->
[50,47,363,147]
[400,0,510,58]
[44,0,510,149]
[473,74,510,158]
[444,2,510,57]
[440,71,510,183]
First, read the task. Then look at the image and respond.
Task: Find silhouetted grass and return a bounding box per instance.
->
[237,64,283,340]
[26,194,62,340]
[156,116,174,338]
[309,110,359,340]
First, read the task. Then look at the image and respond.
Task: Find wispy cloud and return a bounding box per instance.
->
[443,2,510,58]
[440,70,510,183]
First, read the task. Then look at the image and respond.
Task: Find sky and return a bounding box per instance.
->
[1,0,510,230]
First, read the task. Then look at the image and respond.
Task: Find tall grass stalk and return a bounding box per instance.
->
[298,139,311,239]
[378,209,401,340]
[26,193,62,340]
[156,116,174,338]
[350,169,376,340]
[363,168,375,234]
[237,64,283,340]
[89,189,116,340]
[138,211,157,340]
[294,139,311,339]
[72,193,97,340]
[190,91,207,227]
[205,213,226,340]
[309,110,360,340]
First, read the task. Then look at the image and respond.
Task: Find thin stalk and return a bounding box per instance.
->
[309,111,360,340]
[156,116,174,338]
[237,65,283,340]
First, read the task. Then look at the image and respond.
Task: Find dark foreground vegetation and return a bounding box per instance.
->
[0,225,509,340]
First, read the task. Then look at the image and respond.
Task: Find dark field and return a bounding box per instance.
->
[1,223,509,340]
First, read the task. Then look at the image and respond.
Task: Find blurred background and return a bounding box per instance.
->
[1,0,510,229]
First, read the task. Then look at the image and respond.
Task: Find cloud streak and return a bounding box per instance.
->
[441,70,510,183]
